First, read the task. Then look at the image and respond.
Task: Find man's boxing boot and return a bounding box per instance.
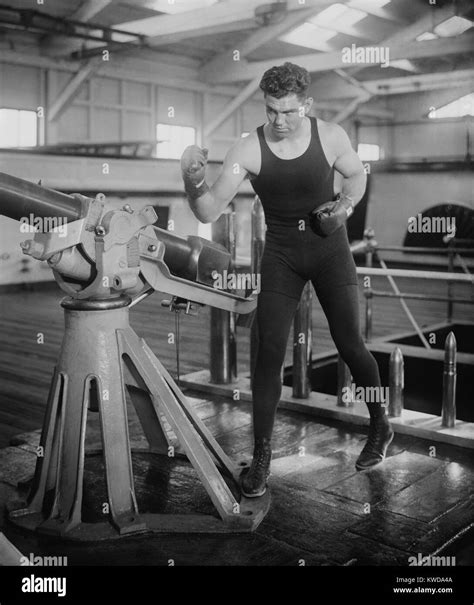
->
[355,414,394,471]
[241,437,272,498]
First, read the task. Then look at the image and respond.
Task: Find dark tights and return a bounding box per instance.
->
[251,284,384,440]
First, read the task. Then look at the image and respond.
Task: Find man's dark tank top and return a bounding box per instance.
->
[251,117,334,233]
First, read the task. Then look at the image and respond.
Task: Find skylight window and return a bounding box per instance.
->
[390,59,418,72]
[310,3,367,29]
[141,0,218,14]
[416,31,438,42]
[434,16,472,37]
[428,94,474,119]
[281,22,337,52]
[416,16,471,42]
[349,0,391,8]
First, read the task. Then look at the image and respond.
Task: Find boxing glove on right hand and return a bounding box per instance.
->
[181,145,209,199]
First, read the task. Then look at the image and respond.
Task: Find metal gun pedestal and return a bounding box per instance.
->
[8,296,269,540]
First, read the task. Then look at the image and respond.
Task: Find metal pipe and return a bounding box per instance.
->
[369,290,474,305]
[364,229,375,269]
[250,197,265,387]
[364,229,374,343]
[447,246,454,322]
[388,347,404,417]
[455,253,471,277]
[441,331,457,428]
[292,282,312,399]
[337,355,352,407]
[349,240,369,254]
[375,245,474,255]
[0,171,84,222]
[210,209,237,384]
[364,286,373,342]
[443,237,474,246]
[356,266,473,283]
[377,256,430,349]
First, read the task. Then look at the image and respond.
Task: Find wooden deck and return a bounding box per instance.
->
[0,275,473,569]
[0,274,471,448]
[1,391,474,567]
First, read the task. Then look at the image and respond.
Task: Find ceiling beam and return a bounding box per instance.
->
[333,68,372,94]
[315,100,393,119]
[347,0,408,24]
[323,68,471,123]
[40,0,113,53]
[117,0,264,39]
[362,68,474,96]
[333,91,372,123]
[377,4,456,47]
[308,19,379,42]
[117,0,350,46]
[117,20,258,48]
[48,57,102,122]
[346,4,457,77]
[199,2,335,81]
[203,34,474,84]
[204,76,261,139]
[69,0,113,22]
[0,50,242,96]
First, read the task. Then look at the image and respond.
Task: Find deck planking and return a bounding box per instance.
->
[0,277,473,566]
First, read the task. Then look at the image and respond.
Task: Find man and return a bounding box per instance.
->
[181,62,393,498]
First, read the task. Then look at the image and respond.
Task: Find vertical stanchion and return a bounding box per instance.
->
[447,242,454,323]
[365,228,374,270]
[292,282,313,398]
[363,228,374,342]
[250,197,265,387]
[210,208,237,384]
[364,285,373,342]
[441,331,457,428]
[388,347,404,417]
[337,355,352,407]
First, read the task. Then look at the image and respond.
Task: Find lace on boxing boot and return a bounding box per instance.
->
[241,437,272,498]
[355,417,394,471]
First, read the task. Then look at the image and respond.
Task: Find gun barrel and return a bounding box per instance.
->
[0,171,83,223]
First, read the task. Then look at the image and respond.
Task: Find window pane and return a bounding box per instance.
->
[358,143,380,161]
[19,110,37,146]
[156,123,196,159]
[0,108,37,147]
[0,109,20,147]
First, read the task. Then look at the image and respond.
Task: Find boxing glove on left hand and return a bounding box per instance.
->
[308,194,354,237]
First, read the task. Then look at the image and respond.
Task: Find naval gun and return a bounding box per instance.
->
[0,171,268,540]
[1,171,255,311]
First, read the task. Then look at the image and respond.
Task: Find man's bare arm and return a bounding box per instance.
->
[332,125,367,206]
[183,141,248,224]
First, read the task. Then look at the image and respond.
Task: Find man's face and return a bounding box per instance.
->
[264,93,312,138]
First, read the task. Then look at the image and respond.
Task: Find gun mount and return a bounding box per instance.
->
[1,172,267,540]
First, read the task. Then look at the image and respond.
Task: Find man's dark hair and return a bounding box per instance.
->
[259,62,311,99]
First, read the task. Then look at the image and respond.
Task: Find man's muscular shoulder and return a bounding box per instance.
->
[317,119,353,164]
[318,118,349,143]
[224,130,260,178]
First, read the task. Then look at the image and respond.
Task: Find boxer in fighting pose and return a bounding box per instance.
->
[181,62,393,497]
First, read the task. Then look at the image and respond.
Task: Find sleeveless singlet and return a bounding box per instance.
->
[251,117,334,233]
[249,116,357,296]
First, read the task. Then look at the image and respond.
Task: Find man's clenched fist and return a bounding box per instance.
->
[181,145,209,199]
[308,194,354,237]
